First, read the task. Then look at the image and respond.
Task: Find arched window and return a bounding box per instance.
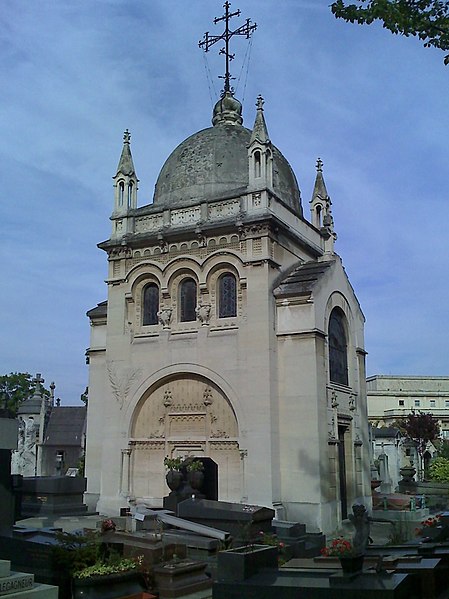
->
[254,150,261,178]
[128,181,133,208]
[180,278,197,322]
[218,273,237,318]
[118,181,125,207]
[329,308,348,386]
[142,283,159,325]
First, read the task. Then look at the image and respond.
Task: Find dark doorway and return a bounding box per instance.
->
[183,457,218,501]
[338,425,348,520]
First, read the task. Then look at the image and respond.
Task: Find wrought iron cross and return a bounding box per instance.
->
[199,1,257,95]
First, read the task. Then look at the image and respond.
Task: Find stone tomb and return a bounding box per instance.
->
[178,498,274,543]
[18,476,88,518]
[0,558,58,598]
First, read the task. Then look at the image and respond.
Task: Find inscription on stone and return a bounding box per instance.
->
[0,573,34,595]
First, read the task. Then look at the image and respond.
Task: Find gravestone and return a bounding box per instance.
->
[19,476,88,517]
[0,415,18,530]
[177,497,274,542]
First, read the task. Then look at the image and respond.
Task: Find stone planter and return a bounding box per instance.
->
[217,544,278,582]
[187,470,204,493]
[72,571,147,599]
[339,554,364,574]
[166,470,183,493]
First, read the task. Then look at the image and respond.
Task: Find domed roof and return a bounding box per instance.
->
[153,95,302,216]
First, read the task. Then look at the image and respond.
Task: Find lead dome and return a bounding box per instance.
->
[153,93,303,217]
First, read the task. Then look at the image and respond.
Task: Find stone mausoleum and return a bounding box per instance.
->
[85,27,370,533]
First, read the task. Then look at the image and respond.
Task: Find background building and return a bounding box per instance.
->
[367,375,449,438]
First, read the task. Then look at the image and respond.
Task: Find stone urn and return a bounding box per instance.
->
[187,470,204,493]
[166,470,183,493]
[339,554,364,574]
[400,465,416,482]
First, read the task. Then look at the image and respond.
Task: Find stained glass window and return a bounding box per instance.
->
[329,308,348,386]
[180,278,197,322]
[219,273,237,318]
[142,283,159,325]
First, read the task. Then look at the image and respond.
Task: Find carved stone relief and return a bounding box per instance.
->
[107,363,141,410]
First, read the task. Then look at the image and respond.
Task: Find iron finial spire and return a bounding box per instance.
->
[199,2,257,96]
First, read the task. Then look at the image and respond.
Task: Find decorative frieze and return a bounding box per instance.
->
[208,199,240,219]
[135,214,164,233]
[171,206,201,225]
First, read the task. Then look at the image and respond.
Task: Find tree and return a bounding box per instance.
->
[0,372,49,416]
[396,411,440,477]
[331,0,449,64]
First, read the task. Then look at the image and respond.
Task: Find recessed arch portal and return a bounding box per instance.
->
[128,374,241,502]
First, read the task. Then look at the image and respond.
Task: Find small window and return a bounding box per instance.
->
[119,181,124,206]
[254,151,261,178]
[399,400,404,407]
[329,308,348,386]
[414,399,421,407]
[128,182,133,208]
[446,400,449,408]
[180,278,197,322]
[143,283,159,325]
[430,400,436,408]
[218,273,237,318]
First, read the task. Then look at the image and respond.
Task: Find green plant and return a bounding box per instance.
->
[53,530,101,576]
[164,456,183,471]
[73,555,143,579]
[186,459,204,472]
[429,457,449,482]
[258,531,288,565]
[321,537,354,557]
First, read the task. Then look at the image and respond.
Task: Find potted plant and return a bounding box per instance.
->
[164,456,183,493]
[53,521,148,598]
[321,537,364,573]
[72,554,146,599]
[185,459,204,492]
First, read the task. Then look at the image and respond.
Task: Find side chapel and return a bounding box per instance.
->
[85,7,370,534]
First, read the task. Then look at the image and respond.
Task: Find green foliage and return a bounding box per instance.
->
[0,372,50,416]
[53,530,101,577]
[73,556,142,579]
[429,456,449,481]
[331,0,449,64]
[435,439,449,458]
[186,459,204,472]
[163,456,183,471]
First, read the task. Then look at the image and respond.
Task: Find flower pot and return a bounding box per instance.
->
[217,544,279,582]
[166,470,183,493]
[72,571,146,599]
[339,554,364,574]
[187,470,204,492]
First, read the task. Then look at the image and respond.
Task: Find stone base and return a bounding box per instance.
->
[153,559,212,599]
[0,559,58,599]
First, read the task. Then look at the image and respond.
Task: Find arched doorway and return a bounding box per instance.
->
[128,375,241,503]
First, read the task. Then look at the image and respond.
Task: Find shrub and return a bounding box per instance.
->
[428,457,449,482]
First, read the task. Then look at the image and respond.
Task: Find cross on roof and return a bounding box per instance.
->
[123,129,131,144]
[199,2,257,95]
[32,373,45,395]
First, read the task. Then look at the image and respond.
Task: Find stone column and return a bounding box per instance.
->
[120,448,131,496]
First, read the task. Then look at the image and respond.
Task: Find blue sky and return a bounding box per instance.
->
[1,1,448,405]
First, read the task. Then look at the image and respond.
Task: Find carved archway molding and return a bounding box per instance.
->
[124,363,247,437]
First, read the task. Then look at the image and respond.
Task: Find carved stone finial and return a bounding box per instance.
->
[123,129,131,143]
[316,157,323,173]
[256,94,264,111]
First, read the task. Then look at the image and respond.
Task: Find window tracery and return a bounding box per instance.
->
[142,283,159,325]
[329,308,348,386]
[218,273,237,318]
[180,278,197,322]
